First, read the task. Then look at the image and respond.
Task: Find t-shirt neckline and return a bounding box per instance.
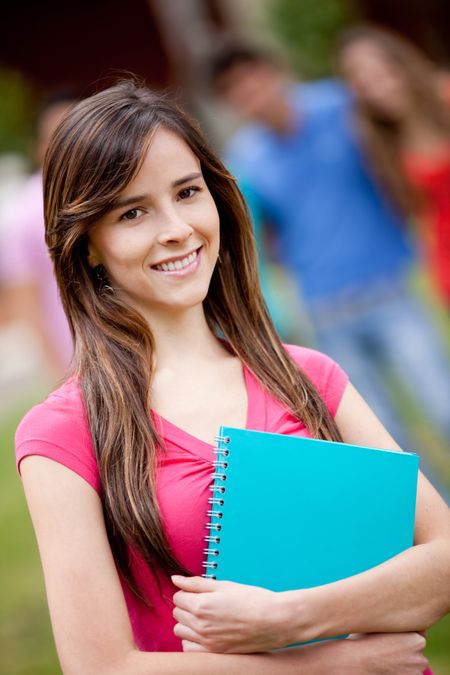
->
[150,363,267,455]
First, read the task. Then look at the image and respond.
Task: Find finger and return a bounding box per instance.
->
[173,621,204,644]
[182,639,210,652]
[173,605,198,629]
[172,590,196,612]
[171,575,218,592]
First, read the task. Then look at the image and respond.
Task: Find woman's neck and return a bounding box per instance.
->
[147,305,225,372]
[399,109,448,154]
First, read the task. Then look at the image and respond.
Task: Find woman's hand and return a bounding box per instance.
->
[344,632,429,674]
[171,576,430,675]
[171,575,293,653]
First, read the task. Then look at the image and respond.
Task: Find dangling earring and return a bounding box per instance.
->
[94,264,113,292]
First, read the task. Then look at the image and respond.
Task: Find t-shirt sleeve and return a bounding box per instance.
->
[284,344,349,417]
[15,388,101,495]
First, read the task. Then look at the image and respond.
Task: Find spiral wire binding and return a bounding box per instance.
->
[203,434,231,579]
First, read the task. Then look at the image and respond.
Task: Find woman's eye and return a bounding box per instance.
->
[120,208,143,221]
[178,186,200,200]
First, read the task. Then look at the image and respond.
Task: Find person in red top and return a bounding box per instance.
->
[405,142,450,303]
[337,24,450,309]
[16,80,447,673]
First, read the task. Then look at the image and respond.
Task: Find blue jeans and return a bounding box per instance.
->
[309,279,450,502]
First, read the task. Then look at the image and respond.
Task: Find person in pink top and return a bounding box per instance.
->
[1,97,75,380]
[16,81,448,674]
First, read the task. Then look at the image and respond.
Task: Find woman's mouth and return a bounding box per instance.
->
[152,247,202,275]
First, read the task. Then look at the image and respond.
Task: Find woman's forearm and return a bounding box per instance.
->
[283,539,450,642]
[122,639,353,675]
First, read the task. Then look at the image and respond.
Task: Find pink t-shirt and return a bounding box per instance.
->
[16,345,348,651]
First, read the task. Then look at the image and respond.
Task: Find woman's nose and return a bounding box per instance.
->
[157,209,194,245]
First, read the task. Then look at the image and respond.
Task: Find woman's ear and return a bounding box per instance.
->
[87,243,102,268]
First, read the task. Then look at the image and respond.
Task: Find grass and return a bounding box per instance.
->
[0,397,61,674]
[2,360,450,673]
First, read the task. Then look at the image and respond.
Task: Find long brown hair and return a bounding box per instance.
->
[43,80,342,606]
[337,25,450,215]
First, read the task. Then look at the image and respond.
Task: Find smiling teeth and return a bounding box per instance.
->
[155,250,197,271]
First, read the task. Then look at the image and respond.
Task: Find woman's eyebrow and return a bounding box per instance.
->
[111,172,203,211]
[111,193,148,210]
[172,171,202,187]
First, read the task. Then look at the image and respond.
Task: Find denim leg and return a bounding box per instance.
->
[314,319,415,453]
[312,294,450,503]
[373,292,450,441]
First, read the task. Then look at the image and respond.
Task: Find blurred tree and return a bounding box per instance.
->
[265,0,360,78]
[0,69,34,155]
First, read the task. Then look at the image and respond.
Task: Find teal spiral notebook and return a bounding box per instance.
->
[204,427,419,594]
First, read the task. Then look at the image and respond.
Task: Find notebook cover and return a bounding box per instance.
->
[205,427,418,591]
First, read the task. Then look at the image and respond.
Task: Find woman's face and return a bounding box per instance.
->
[340,40,412,120]
[88,127,220,321]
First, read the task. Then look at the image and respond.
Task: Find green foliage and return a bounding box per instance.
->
[0,69,35,155]
[265,0,360,78]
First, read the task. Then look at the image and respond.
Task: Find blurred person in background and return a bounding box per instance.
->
[337,24,450,311]
[0,153,28,324]
[0,93,76,383]
[238,178,309,343]
[210,43,450,489]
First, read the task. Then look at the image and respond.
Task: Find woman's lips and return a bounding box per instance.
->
[152,247,202,276]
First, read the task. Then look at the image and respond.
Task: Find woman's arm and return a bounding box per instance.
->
[282,382,450,641]
[22,453,426,674]
[173,382,450,651]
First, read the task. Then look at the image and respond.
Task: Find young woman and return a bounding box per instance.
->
[16,81,449,674]
[337,25,450,309]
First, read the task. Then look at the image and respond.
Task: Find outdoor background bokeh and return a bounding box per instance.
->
[1,1,450,673]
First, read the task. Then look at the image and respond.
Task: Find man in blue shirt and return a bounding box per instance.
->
[211,44,450,482]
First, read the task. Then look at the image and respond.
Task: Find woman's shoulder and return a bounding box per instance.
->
[17,377,88,440]
[283,343,349,416]
[15,377,100,493]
